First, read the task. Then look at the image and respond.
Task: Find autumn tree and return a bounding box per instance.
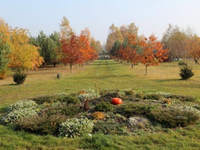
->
[60,16,73,40]
[106,23,138,51]
[118,34,141,68]
[8,28,43,72]
[162,25,190,61]
[61,33,97,72]
[90,38,102,53]
[186,35,200,64]
[0,39,10,79]
[106,24,123,51]
[140,35,168,75]
[0,20,11,78]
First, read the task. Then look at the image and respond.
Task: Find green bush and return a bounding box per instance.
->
[93,120,129,135]
[15,113,68,135]
[13,72,27,85]
[124,90,135,96]
[95,102,113,112]
[32,93,80,105]
[78,89,100,101]
[148,105,200,127]
[116,103,158,117]
[1,108,38,125]
[39,104,81,117]
[8,100,38,112]
[143,94,162,100]
[179,65,194,80]
[59,117,94,138]
[178,60,187,66]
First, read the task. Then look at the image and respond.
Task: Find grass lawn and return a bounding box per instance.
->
[0,60,200,150]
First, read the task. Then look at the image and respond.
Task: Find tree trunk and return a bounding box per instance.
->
[131,64,134,69]
[69,64,73,73]
[194,58,199,64]
[145,65,148,75]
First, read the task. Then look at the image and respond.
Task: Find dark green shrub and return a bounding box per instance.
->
[116,103,158,117]
[143,94,161,100]
[162,94,196,102]
[95,102,113,112]
[148,106,200,128]
[60,105,81,117]
[41,104,81,117]
[179,65,194,80]
[13,72,27,85]
[63,95,80,104]
[32,94,80,105]
[178,60,187,66]
[93,120,129,135]
[15,113,68,135]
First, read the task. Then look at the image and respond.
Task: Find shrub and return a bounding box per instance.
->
[1,108,38,125]
[124,90,135,96]
[179,65,194,80]
[32,93,80,105]
[15,113,68,135]
[78,89,100,101]
[143,94,161,100]
[93,120,129,135]
[13,72,27,85]
[92,112,105,120]
[95,102,113,112]
[178,60,187,66]
[8,100,38,112]
[59,117,94,138]
[116,103,158,117]
[148,105,200,127]
[40,104,81,117]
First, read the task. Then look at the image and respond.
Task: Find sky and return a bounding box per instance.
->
[1,0,200,44]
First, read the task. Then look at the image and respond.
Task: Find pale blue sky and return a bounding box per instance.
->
[1,0,200,44]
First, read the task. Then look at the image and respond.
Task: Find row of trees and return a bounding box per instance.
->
[0,17,100,80]
[162,25,200,64]
[60,17,98,72]
[106,23,168,74]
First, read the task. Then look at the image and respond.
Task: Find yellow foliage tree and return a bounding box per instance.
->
[8,28,43,71]
[0,19,43,76]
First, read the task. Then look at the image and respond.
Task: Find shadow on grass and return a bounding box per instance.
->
[155,79,180,83]
[71,74,133,80]
[90,62,119,66]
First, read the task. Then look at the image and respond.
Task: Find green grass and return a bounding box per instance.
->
[0,60,200,149]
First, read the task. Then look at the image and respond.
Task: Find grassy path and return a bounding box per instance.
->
[1,60,200,105]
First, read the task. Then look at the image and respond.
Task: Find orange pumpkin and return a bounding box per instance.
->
[111,98,123,105]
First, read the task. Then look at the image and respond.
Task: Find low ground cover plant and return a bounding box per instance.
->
[0,89,200,138]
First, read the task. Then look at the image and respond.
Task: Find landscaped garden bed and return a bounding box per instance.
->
[0,89,200,138]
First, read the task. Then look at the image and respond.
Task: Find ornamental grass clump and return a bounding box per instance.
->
[59,117,94,138]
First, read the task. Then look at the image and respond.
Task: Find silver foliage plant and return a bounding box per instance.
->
[59,117,94,138]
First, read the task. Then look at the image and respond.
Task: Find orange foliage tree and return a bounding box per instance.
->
[118,34,141,68]
[61,34,97,72]
[140,35,168,75]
